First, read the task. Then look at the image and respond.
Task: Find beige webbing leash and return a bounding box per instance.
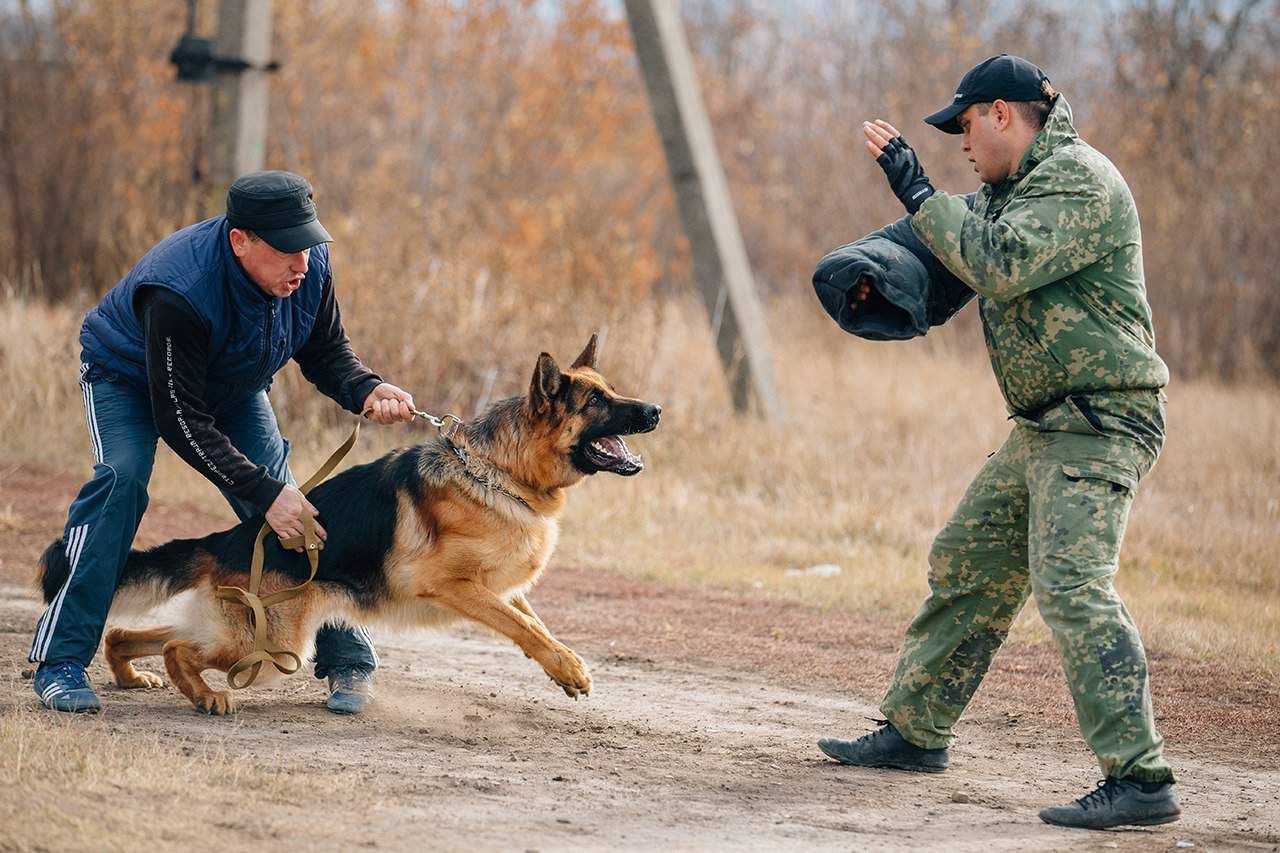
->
[216,405,461,689]
[215,418,363,689]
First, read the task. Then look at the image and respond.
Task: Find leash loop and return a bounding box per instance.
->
[215,418,363,689]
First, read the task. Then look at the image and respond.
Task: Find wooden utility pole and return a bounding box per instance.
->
[207,0,273,211]
[624,0,782,419]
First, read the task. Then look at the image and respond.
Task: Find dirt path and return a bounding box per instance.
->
[1,465,1277,851]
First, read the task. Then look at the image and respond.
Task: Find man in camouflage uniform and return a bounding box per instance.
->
[816,55,1181,829]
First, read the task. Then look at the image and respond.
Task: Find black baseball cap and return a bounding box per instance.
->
[924,54,1051,134]
[225,170,333,253]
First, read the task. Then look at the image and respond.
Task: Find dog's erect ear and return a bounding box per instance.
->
[529,352,564,411]
[570,332,599,371]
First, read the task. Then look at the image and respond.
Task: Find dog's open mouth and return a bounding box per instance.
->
[584,435,643,475]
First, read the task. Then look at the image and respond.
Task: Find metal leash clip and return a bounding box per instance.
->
[413,409,463,439]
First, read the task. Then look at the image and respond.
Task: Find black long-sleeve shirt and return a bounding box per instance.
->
[138,282,382,512]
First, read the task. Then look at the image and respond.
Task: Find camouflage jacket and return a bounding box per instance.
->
[910,95,1169,422]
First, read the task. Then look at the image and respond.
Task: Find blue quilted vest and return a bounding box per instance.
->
[80,216,328,404]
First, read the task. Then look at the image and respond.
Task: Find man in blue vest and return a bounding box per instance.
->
[30,171,415,715]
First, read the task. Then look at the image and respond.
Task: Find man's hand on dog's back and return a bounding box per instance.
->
[266,485,327,552]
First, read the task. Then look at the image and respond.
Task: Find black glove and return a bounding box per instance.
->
[875,135,935,215]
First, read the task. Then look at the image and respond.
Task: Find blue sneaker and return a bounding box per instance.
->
[325,667,374,715]
[34,661,101,713]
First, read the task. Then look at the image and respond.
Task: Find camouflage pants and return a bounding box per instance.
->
[880,403,1174,783]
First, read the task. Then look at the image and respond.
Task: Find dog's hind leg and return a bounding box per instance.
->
[104,625,172,688]
[163,640,235,715]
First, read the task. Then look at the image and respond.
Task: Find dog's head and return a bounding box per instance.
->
[525,334,661,482]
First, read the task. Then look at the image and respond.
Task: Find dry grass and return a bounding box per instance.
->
[0,504,23,533]
[1,294,1276,678]
[0,701,365,851]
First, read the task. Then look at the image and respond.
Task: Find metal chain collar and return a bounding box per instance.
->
[410,408,532,511]
[444,440,533,512]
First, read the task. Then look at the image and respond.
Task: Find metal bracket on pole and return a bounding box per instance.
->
[169,0,279,82]
[167,0,276,208]
[170,35,280,81]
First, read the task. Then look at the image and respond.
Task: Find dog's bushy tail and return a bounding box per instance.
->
[36,535,207,609]
[36,538,71,603]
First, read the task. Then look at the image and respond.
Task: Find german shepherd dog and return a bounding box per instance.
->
[36,336,660,714]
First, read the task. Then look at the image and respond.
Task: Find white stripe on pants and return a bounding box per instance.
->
[30,523,89,662]
[81,377,103,463]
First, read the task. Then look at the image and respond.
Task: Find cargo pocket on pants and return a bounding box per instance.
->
[1061,461,1137,494]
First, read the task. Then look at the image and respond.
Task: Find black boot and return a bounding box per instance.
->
[817,721,949,773]
[1039,778,1180,829]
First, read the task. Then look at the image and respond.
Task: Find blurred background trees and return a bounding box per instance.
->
[1,0,1277,395]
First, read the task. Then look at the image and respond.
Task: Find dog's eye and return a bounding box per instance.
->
[589,390,606,407]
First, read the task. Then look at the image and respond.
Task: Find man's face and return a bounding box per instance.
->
[957,103,1011,186]
[230,228,311,298]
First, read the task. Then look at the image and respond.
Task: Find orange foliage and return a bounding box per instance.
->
[0,0,1276,403]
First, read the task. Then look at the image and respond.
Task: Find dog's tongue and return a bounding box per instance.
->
[589,435,642,470]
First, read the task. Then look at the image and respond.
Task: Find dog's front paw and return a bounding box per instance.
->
[546,647,592,699]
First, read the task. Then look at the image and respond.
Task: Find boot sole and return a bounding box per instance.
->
[869,761,948,774]
[1126,813,1182,827]
[818,745,947,773]
[1040,811,1181,830]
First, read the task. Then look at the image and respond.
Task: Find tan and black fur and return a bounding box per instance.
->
[36,336,661,714]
